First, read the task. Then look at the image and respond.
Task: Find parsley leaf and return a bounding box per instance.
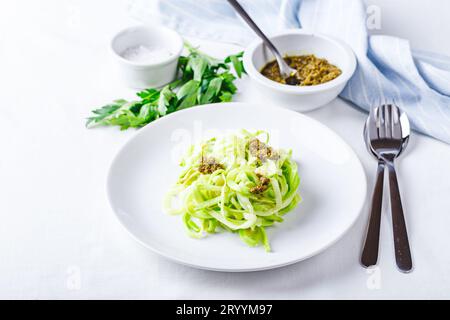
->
[86,44,245,130]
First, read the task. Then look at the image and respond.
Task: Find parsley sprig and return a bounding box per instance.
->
[86,43,245,130]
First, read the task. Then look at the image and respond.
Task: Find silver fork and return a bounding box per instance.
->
[363,104,412,272]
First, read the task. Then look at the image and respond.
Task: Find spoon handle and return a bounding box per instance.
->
[387,162,413,272]
[226,0,281,57]
[361,160,385,267]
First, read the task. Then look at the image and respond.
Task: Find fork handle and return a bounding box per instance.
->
[387,163,413,272]
[361,161,385,268]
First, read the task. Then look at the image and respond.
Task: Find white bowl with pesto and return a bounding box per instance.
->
[243,30,357,112]
[111,25,183,89]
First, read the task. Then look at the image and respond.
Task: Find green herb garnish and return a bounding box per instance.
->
[86,43,245,130]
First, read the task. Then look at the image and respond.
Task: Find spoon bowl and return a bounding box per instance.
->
[364,110,410,158]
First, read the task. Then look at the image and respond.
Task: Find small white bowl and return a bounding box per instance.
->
[110,25,183,89]
[243,30,357,112]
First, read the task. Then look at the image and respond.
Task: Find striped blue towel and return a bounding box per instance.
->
[130,0,450,143]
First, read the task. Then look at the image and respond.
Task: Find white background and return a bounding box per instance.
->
[0,0,449,299]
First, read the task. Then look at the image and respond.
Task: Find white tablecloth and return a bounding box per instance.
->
[1,0,449,299]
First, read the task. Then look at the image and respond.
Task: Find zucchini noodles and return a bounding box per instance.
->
[164,130,301,251]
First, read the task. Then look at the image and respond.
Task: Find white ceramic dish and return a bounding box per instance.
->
[110,25,183,89]
[107,103,367,272]
[243,30,357,112]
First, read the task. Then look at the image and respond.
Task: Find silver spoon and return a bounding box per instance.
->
[363,110,410,158]
[361,110,409,268]
[361,104,412,272]
[226,0,299,85]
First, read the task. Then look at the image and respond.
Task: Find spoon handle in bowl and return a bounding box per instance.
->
[361,160,385,267]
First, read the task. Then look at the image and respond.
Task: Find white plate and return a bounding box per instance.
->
[107,103,367,272]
